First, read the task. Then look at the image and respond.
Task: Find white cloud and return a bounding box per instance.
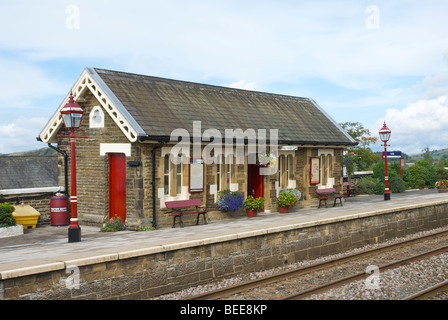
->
[0,59,66,109]
[0,58,68,153]
[0,116,48,154]
[1,1,447,85]
[419,74,448,99]
[372,96,448,154]
[1,0,448,154]
[226,80,259,91]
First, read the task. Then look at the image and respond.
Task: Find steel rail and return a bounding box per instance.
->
[401,279,448,300]
[282,245,448,300]
[187,229,448,300]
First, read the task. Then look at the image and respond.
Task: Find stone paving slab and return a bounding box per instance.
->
[1,189,447,279]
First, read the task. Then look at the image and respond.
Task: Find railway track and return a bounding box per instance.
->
[402,280,448,300]
[283,245,448,300]
[186,229,448,300]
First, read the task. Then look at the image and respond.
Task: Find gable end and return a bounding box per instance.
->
[39,68,144,143]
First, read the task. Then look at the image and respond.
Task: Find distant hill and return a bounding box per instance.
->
[0,147,57,157]
[408,147,448,162]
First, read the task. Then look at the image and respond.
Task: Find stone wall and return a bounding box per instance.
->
[53,90,346,229]
[151,146,345,228]
[2,201,447,300]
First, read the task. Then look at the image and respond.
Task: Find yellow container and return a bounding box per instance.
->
[12,205,40,229]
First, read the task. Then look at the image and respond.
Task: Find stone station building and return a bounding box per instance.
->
[38,68,356,229]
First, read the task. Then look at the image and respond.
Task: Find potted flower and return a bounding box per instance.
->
[435,180,448,193]
[216,190,244,212]
[276,189,301,213]
[243,195,265,217]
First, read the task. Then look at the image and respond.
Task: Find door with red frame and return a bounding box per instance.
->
[109,153,126,222]
[247,164,264,212]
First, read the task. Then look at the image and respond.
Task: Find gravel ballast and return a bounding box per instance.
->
[151,226,448,300]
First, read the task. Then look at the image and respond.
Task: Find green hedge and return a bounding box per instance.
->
[354,158,446,195]
[403,160,437,189]
[0,203,16,228]
[355,160,405,195]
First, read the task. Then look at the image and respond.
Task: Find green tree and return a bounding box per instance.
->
[437,158,448,167]
[352,147,380,170]
[340,122,380,174]
[404,160,437,189]
[435,166,448,180]
[422,147,434,165]
[372,160,405,193]
[340,122,379,148]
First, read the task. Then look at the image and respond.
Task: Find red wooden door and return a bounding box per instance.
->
[109,153,126,222]
[247,164,264,212]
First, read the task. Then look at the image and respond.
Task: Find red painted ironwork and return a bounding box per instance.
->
[59,91,86,242]
[379,121,391,201]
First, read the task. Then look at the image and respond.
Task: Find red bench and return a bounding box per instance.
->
[165,199,210,228]
[343,182,357,197]
[316,188,343,208]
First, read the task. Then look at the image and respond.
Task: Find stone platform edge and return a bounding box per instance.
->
[2,198,447,281]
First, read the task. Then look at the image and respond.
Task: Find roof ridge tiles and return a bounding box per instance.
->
[93,67,311,102]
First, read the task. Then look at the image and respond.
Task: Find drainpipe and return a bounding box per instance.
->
[151,140,165,228]
[48,143,69,197]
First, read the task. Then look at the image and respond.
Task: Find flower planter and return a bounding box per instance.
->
[276,189,300,212]
[435,181,448,192]
[243,195,264,217]
[246,209,257,217]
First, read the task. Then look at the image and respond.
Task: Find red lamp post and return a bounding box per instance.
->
[379,121,391,201]
[60,91,84,242]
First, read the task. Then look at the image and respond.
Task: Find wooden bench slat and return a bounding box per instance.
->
[165,199,209,228]
[165,199,203,208]
[316,188,335,194]
[316,188,343,208]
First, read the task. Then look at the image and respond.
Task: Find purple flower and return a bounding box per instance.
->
[216,190,244,212]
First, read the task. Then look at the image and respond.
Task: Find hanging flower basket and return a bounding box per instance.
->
[257,150,277,167]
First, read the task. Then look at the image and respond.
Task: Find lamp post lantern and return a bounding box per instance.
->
[379,121,391,201]
[60,91,84,242]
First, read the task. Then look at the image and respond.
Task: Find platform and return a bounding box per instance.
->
[1,189,448,299]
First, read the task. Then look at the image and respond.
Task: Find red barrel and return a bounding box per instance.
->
[50,196,69,226]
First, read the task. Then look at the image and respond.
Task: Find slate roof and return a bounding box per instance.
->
[93,68,356,146]
[0,157,58,190]
[40,68,356,146]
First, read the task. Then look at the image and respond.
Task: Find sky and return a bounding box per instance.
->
[1,0,448,155]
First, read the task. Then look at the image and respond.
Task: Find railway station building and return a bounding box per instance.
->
[38,68,357,229]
